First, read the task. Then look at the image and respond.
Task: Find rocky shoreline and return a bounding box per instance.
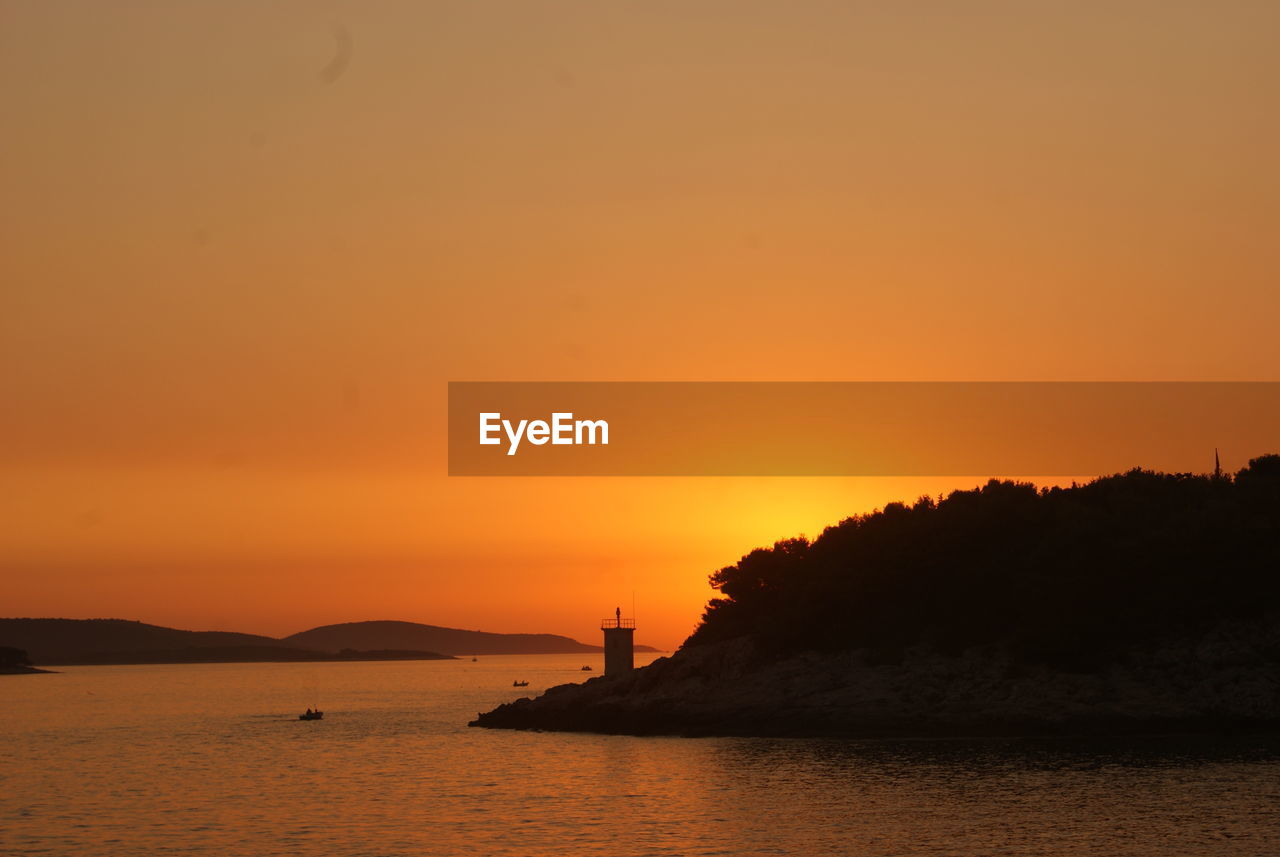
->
[470,620,1280,738]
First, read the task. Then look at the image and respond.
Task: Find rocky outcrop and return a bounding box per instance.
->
[470,619,1280,737]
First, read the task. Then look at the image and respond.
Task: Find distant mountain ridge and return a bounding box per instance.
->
[283,620,658,656]
[0,619,283,664]
[0,618,657,665]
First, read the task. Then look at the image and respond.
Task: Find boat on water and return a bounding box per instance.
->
[299,709,324,721]
[580,665,592,671]
[512,680,529,687]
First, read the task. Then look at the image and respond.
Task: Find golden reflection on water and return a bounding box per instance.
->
[3,657,1278,856]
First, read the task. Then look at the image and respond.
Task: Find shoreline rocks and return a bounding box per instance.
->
[470,621,1280,738]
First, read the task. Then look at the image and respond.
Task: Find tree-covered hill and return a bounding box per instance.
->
[685,455,1280,670]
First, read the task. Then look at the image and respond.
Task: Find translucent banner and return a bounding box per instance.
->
[447,382,1280,476]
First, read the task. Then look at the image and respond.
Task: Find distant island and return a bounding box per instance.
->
[0,618,658,668]
[474,455,1280,737]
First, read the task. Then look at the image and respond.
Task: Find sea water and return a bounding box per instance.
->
[3,655,1277,856]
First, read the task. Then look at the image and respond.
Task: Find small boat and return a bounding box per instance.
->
[471,656,478,662]
[512,680,529,687]
[299,709,324,721]
[580,665,592,671]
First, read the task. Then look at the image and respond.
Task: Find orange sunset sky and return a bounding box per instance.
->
[3,2,1278,649]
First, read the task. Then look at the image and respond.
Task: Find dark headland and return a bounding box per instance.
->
[1,647,53,674]
[473,456,1280,737]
